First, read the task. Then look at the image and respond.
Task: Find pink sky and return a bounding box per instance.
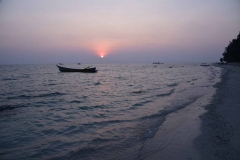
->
[0,0,240,64]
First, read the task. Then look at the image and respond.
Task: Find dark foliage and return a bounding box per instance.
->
[222,32,240,62]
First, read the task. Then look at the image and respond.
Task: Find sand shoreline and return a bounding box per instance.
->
[141,64,240,160]
[141,92,212,160]
[195,65,240,160]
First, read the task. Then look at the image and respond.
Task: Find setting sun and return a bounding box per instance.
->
[101,55,104,58]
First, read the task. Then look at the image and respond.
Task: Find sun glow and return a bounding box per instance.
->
[91,42,114,58]
[97,50,107,58]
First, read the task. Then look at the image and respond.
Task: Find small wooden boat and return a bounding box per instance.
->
[56,65,97,73]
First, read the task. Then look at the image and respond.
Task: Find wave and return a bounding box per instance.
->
[61,119,135,138]
[128,89,175,110]
[78,106,93,110]
[78,105,106,110]
[128,100,153,110]
[132,90,143,94]
[2,78,18,81]
[37,92,65,97]
[0,104,27,112]
[139,97,200,140]
[92,137,114,143]
[156,89,175,97]
[141,122,163,140]
[7,92,66,100]
[43,83,57,86]
[94,82,101,85]
[70,100,82,104]
[52,147,97,160]
[167,83,178,87]
[81,119,134,128]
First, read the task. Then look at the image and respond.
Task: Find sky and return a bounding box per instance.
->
[0,0,240,64]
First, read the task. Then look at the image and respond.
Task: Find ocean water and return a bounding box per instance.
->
[0,63,221,160]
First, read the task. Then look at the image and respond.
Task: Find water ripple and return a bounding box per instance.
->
[0,64,222,159]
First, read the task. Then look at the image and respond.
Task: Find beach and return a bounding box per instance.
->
[140,64,240,160]
[196,64,240,160]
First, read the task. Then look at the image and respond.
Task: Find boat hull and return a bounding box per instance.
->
[56,65,97,73]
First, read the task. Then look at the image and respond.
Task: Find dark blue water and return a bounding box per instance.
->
[0,63,221,159]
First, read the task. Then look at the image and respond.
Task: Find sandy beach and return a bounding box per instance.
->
[196,64,240,160]
[140,64,240,160]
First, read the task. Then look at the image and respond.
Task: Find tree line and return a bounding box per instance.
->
[220,32,240,63]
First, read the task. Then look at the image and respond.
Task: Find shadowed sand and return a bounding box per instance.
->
[140,64,240,160]
[195,65,240,160]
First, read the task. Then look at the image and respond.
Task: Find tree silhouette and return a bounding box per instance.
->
[222,32,240,62]
[220,58,224,63]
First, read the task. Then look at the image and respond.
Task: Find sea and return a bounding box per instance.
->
[0,63,222,160]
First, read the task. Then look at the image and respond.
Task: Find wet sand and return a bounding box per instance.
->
[195,65,240,160]
[141,64,240,160]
